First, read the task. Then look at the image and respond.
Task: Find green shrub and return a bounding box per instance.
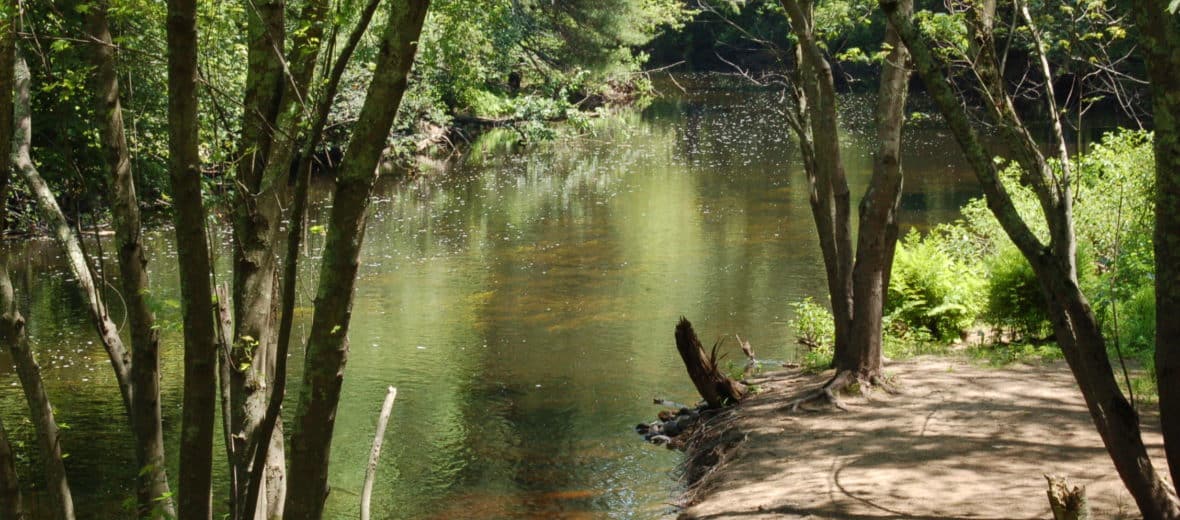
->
[1115,284,1155,353]
[886,230,985,342]
[788,297,834,371]
[983,245,1050,338]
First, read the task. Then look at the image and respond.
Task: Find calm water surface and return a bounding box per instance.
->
[0,74,977,519]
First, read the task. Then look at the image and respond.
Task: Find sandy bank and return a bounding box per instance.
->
[677,357,1168,519]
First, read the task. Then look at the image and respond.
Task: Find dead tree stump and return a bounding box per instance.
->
[1045,475,1089,520]
[675,318,746,408]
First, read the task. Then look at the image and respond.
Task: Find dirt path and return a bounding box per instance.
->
[677,357,1168,519]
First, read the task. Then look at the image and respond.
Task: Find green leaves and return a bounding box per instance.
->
[887,229,986,342]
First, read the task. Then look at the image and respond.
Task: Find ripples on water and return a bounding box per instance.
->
[0,73,977,519]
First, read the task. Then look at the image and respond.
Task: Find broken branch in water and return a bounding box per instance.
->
[360,386,398,520]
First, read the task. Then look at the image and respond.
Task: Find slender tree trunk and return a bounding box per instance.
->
[12,52,133,420]
[0,268,74,520]
[0,0,12,210]
[1130,0,1180,499]
[0,415,23,520]
[239,2,371,517]
[228,1,286,511]
[880,3,1180,516]
[84,4,173,517]
[0,18,25,519]
[230,3,333,516]
[778,0,855,364]
[844,0,912,380]
[166,1,219,518]
[284,2,431,517]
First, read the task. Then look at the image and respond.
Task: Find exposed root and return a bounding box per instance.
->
[786,383,850,412]
[869,373,900,395]
[784,369,890,412]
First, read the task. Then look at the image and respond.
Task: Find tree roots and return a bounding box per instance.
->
[785,369,891,412]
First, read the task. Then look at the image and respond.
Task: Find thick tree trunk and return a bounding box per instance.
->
[284,2,431,517]
[84,4,173,517]
[1130,0,1180,500]
[0,416,23,520]
[166,1,219,518]
[674,318,746,408]
[880,3,1180,517]
[845,0,911,380]
[0,268,74,520]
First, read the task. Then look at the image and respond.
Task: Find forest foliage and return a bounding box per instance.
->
[9,0,688,229]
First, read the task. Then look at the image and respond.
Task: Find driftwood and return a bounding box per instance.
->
[1045,475,1089,520]
[674,318,746,408]
[360,387,398,520]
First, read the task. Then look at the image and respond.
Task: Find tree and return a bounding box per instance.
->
[844,0,911,387]
[879,0,1180,516]
[284,1,431,517]
[769,0,913,402]
[1129,0,1180,500]
[225,1,330,515]
[8,51,76,520]
[0,416,21,520]
[165,0,220,517]
[84,2,174,516]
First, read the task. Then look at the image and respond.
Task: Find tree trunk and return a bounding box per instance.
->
[674,318,746,408]
[0,415,23,520]
[228,1,286,512]
[230,3,332,516]
[844,0,912,380]
[284,2,430,517]
[0,267,74,520]
[0,15,22,520]
[12,51,133,421]
[1130,0,1180,500]
[84,4,173,517]
[240,2,377,517]
[779,0,855,361]
[166,0,219,518]
[879,3,1180,516]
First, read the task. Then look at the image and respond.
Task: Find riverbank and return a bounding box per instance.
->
[675,356,1166,519]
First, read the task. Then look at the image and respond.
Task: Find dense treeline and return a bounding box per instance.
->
[7,0,687,231]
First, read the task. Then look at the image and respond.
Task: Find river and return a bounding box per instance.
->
[0,74,979,519]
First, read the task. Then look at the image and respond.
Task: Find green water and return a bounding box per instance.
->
[0,74,977,519]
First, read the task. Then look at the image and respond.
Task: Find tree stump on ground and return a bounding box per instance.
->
[674,318,746,408]
[1045,475,1089,520]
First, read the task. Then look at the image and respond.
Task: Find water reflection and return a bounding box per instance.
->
[1,73,978,519]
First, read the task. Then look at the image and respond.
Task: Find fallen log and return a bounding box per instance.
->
[675,318,746,408]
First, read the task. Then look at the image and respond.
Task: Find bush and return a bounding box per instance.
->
[788,297,834,371]
[983,245,1050,338]
[1115,284,1155,353]
[886,229,985,342]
